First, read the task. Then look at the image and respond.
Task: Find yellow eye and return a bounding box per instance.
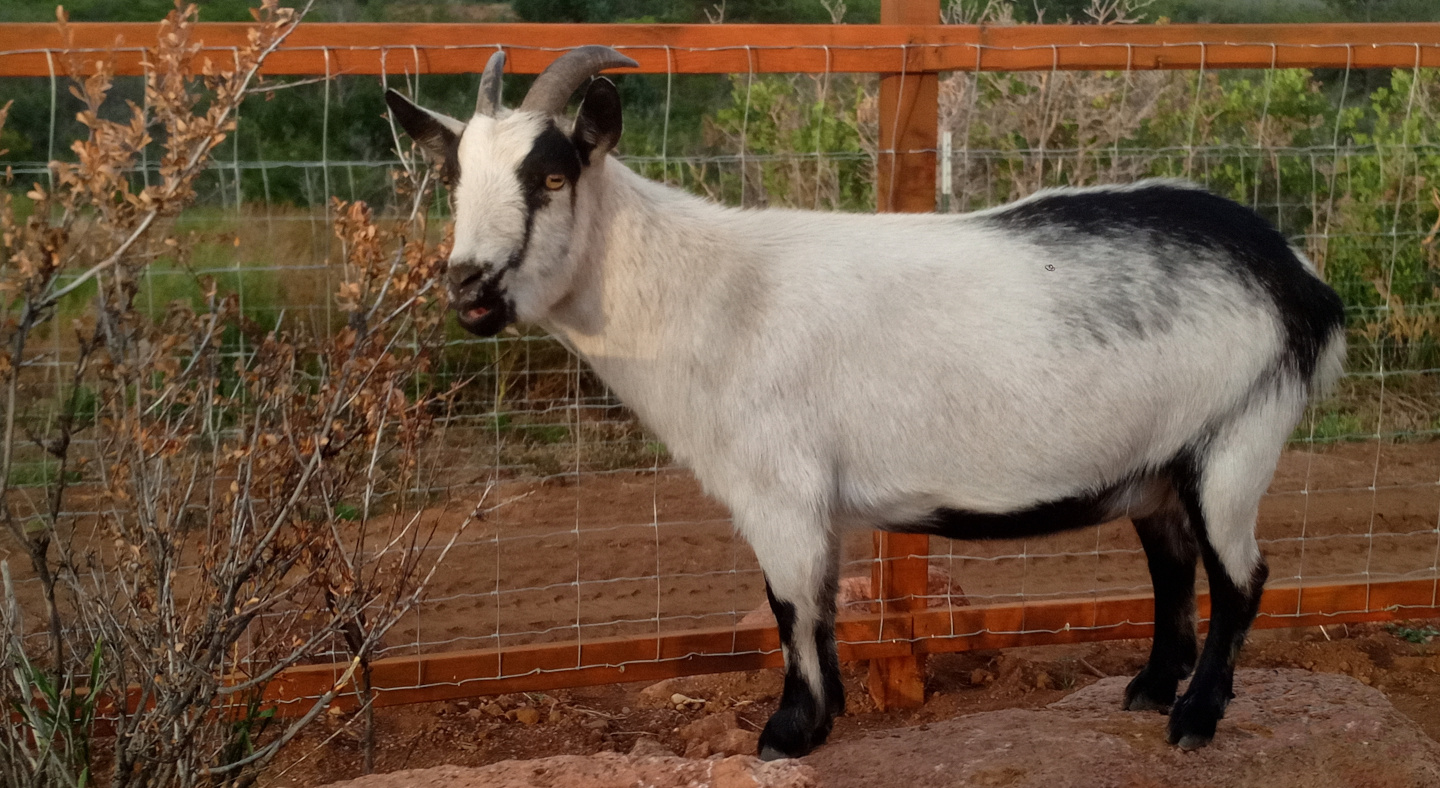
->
[545,174,566,191]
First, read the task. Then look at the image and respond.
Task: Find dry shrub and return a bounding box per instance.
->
[0,4,476,787]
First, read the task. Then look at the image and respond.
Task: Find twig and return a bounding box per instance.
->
[1077,657,1108,679]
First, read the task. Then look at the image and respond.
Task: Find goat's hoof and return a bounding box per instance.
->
[1167,690,1221,750]
[1174,732,1213,751]
[757,707,827,760]
[1122,668,1177,713]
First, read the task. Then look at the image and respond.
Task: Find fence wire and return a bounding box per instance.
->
[3,38,1439,696]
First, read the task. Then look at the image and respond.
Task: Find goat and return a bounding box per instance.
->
[384,46,1346,760]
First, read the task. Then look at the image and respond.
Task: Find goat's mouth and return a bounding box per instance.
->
[454,291,513,337]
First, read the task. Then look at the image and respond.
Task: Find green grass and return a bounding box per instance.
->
[520,424,571,445]
[1386,623,1440,645]
[7,460,81,489]
[1295,411,1368,444]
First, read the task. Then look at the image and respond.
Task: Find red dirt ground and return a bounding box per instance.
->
[262,619,1440,787]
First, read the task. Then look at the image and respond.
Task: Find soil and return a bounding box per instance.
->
[265,619,1440,787]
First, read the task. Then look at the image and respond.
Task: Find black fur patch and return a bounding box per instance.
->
[1124,507,1200,711]
[572,78,624,165]
[892,486,1120,541]
[454,274,515,337]
[384,90,461,185]
[501,123,584,273]
[988,183,1345,379]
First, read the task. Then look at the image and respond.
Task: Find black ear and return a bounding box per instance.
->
[571,77,623,165]
[385,89,463,163]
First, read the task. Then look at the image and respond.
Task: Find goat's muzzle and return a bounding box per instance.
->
[449,267,513,337]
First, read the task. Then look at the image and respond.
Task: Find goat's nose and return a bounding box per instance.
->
[447,261,485,292]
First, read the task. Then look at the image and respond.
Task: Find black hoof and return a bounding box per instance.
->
[1167,687,1226,750]
[758,705,831,760]
[1122,667,1179,713]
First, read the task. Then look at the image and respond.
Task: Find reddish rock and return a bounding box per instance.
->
[805,669,1440,788]
[317,753,817,788]
[681,711,759,758]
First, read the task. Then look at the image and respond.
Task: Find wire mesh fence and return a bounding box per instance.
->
[2,24,1439,707]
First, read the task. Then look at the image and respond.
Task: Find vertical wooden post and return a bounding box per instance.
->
[869,0,939,712]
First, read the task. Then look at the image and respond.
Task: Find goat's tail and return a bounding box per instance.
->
[1308,325,1347,401]
[1288,245,1347,402]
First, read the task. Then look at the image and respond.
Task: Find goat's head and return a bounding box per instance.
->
[385,46,637,336]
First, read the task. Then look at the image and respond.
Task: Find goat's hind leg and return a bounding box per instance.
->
[1124,501,1199,712]
[742,509,844,760]
[1166,397,1291,749]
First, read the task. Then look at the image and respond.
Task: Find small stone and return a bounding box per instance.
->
[483,702,505,718]
[584,717,611,731]
[1035,671,1053,690]
[680,711,740,747]
[713,728,760,756]
[628,737,673,758]
[548,707,564,724]
[464,708,484,720]
[514,707,541,725]
[970,669,995,686]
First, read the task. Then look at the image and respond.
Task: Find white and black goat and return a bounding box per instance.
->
[385,46,1346,760]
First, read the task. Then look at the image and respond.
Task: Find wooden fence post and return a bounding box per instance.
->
[869,0,939,712]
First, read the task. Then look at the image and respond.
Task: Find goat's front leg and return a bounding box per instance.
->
[740,507,843,760]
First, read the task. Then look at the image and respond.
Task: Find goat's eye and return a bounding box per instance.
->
[545,174,566,191]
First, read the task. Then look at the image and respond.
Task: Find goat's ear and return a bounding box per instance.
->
[385,89,464,162]
[571,77,623,165]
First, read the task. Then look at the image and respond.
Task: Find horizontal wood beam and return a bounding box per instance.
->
[258,578,1439,716]
[2,23,1439,78]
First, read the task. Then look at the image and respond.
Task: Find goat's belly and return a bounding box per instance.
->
[882,496,1117,540]
[841,467,1174,538]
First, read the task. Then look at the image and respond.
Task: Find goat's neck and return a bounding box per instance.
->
[542,161,743,432]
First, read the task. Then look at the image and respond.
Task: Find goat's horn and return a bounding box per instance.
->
[476,50,506,116]
[519,45,638,115]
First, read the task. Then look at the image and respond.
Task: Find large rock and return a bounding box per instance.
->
[805,668,1440,788]
[317,753,818,788]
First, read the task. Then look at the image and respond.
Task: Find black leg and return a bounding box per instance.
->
[757,567,843,760]
[1167,492,1269,750]
[1124,507,1199,712]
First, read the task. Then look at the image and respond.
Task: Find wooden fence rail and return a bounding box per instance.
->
[4,13,1439,714]
[3,22,1440,77]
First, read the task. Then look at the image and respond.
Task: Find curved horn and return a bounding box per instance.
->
[519,45,638,115]
[476,50,506,116]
